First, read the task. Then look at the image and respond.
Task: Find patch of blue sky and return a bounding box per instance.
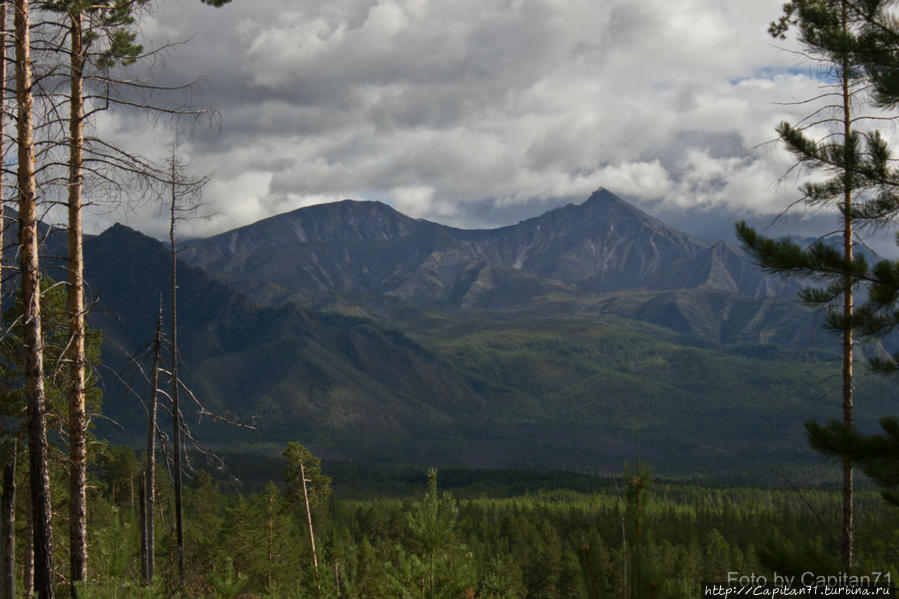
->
[730,65,833,85]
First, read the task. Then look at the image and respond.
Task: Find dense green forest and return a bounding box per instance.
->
[26,449,892,598]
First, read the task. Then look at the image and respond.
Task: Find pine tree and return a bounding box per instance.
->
[14,0,55,594]
[283,441,331,589]
[807,416,899,506]
[36,1,149,588]
[385,469,477,599]
[746,2,899,528]
[735,0,899,566]
[625,464,652,599]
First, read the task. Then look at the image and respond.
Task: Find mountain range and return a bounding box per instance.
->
[47,188,899,476]
[182,189,793,308]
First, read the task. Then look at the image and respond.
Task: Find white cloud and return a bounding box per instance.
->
[391,185,435,218]
[81,0,886,244]
[594,162,673,201]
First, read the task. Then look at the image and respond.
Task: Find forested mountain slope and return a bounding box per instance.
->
[63,216,899,476]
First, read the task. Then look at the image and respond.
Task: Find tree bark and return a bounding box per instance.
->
[138,474,146,582]
[839,0,855,568]
[0,0,6,306]
[0,10,10,599]
[0,441,16,599]
[170,155,185,579]
[266,488,273,589]
[67,5,88,588]
[24,486,32,599]
[143,302,162,585]
[300,460,319,579]
[15,0,56,595]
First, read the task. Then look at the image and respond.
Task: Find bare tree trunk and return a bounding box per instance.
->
[266,489,273,589]
[839,1,854,568]
[15,0,56,595]
[67,5,87,589]
[334,563,340,599]
[632,475,643,599]
[169,155,185,580]
[620,500,627,599]
[138,475,146,581]
[300,461,319,581]
[0,0,6,305]
[0,441,16,599]
[24,488,32,599]
[143,303,161,585]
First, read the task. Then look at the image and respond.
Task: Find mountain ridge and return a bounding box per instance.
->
[181,189,792,314]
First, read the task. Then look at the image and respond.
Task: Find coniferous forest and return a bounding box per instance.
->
[28,453,899,598]
[7,0,899,598]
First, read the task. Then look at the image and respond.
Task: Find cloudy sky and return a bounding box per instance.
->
[79,0,899,252]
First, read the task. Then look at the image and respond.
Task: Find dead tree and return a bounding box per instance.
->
[300,460,319,582]
[169,151,184,578]
[142,300,162,585]
[167,146,208,580]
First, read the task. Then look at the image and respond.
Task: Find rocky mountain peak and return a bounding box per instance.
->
[178,188,787,304]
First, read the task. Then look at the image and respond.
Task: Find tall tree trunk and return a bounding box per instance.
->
[67,5,88,589]
[633,476,641,599]
[266,488,273,589]
[620,500,626,599]
[0,441,15,599]
[24,486,32,599]
[0,0,6,305]
[15,0,56,596]
[169,156,185,579]
[0,7,10,599]
[138,475,146,581]
[300,460,319,583]
[143,303,161,585]
[839,0,854,568]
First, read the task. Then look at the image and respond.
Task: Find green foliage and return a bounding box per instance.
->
[807,417,899,507]
[738,1,899,568]
[0,276,103,439]
[43,0,149,68]
[742,5,899,549]
[283,442,331,508]
[738,0,898,334]
[96,445,139,506]
[205,557,248,599]
[748,3,899,366]
[17,455,899,598]
[384,469,477,599]
[577,529,611,599]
